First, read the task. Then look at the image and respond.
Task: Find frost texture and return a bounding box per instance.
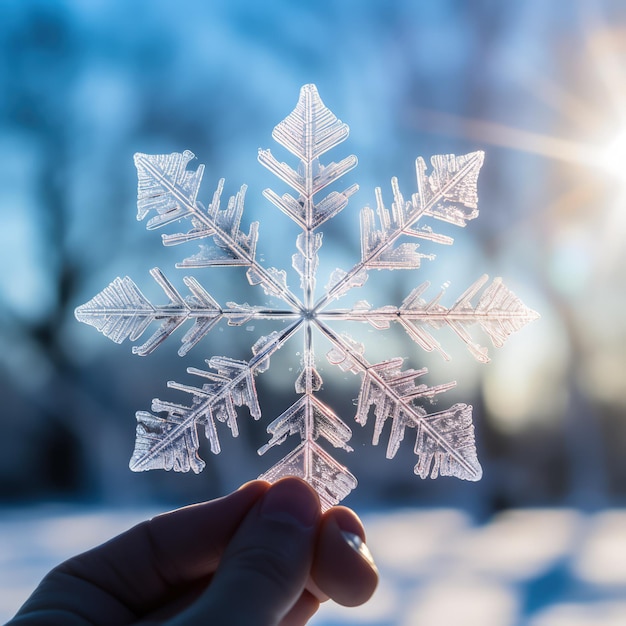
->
[76,84,539,510]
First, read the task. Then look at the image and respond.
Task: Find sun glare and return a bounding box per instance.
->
[407,3,626,432]
[596,126,626,177]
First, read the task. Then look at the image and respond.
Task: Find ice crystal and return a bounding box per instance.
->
[76,84,538,510]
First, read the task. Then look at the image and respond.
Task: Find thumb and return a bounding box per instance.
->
[172,478,321,626]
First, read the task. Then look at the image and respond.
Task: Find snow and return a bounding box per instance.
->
[2,505,625,625]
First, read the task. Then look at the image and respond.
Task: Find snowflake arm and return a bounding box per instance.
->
[318,320,481,481]
[316,151,484,307]
[258,84,358,307]
[319,274,540,363]
[255,321,358,510]
[135,151,302,309]
[75,267,299,356]
[129,320,302,471]
[130,356,259,472]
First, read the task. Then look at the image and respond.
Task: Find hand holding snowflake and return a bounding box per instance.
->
[76,84,538,509]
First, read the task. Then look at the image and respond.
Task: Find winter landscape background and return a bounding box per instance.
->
[1,1,626,623]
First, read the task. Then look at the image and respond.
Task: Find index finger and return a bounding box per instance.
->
[12,481,269,622]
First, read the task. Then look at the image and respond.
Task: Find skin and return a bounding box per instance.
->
[9,478,378,626]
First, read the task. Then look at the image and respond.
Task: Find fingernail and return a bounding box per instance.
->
[261,479,319,529]
[341,531,378,571]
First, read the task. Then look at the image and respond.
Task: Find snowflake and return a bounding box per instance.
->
[75,84,538,510]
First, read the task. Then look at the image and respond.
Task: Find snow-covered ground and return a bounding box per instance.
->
[1,506,625,625]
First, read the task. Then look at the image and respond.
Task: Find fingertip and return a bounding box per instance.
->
[260,477,321,528]
[237,478,271,493]
[268,476,321,504]
[312,507,378,607]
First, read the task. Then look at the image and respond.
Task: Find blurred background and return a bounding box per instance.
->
[1,0,626,623]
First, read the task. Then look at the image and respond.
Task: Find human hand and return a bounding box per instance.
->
[9,478,378,625]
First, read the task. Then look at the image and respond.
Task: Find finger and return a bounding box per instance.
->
[174,477,321,626]
[142,574,322,626]
[278,590,320,626]
[312,506,378,607]
[146,480,269,583]
[135,576,211,625]
[143,585,321,626]
[11,481,269,623]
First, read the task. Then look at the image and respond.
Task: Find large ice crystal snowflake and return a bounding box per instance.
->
[76,84,538,510]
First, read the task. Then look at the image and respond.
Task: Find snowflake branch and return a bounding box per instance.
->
[318,275,539,362]
[75,268,301,356]
[130,320,303,472]
[258,394,353,456]
[315,151,485,309]
[317,319,481,481]
[259,440,357,512]
[256,318,356,511]
[130,356,259,472]
[259,84,358,308]
[134,152,303,311]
